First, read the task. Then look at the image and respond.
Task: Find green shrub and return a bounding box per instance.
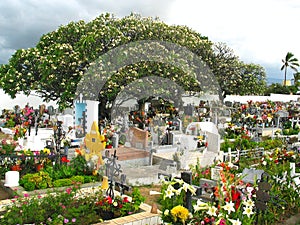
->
[19,171,52,191]
[70,175,84,184]
[53,178,72,187]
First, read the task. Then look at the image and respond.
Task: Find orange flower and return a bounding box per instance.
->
[214,186,220,198]
[75,148,82,155]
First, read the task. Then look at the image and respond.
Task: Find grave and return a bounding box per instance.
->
[127,127,148,149]
[74,94,99,137]
[84,121,106,167]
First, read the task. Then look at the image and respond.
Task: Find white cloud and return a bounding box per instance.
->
[0,0,299,80]
[167,0,300,78]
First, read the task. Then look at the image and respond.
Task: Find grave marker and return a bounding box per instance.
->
[84,121,106,166]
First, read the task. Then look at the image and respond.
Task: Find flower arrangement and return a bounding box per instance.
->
[0,186,99,225]
[62,136,71,147]
[0,138,18,155]
[191,163,256,225]
[12,124,27,140]
[160,177,196,224]
[196,135,208,148]
[95,187,145,218]
[21,104,35,125]
[160,163,256,225]
[35,147,52,166]
[0,180,145,225]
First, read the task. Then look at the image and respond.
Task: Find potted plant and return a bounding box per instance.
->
[10,160,22,171]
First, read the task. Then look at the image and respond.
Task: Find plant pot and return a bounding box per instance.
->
[11,164,21,171]
[99,210,115,220]
[35,164,44,171]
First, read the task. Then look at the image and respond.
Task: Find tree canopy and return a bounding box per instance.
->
[0,13,266,117]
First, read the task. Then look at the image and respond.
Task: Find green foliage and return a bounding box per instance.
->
[53,178,73,187]
[4,118,15,128]
[221,136,284,151]
[265,83,291,95]
[189,159,212,185]
[19,171,53,191]
[0,186,101,225]
[70,154,90,175]
[255,150,300,222]
[70,175,85,184]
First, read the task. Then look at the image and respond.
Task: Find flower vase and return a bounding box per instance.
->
[64,146,69,156]
[18,137,24,147]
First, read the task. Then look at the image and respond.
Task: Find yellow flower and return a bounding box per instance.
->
[171,205,189,223]
[43,148,51,154]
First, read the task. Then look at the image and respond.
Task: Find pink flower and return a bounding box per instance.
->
[66,187,72,195]
[219,219,227,225]
[24,193,29,198]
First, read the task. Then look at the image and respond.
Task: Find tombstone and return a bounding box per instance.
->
[223,109,231,117]
[211,166,221,180]
[255,173,271,212]
[170,118,182,131]
[84,121,106,166]
[184,104,194,116]
[47,105,55,116]
[112,133,119,148]
[224,101,233,107]
[127,127,148,149]
[277,110,289,118]
[249,107,257,114]
[241,168,265,184]
[14,105,21,114]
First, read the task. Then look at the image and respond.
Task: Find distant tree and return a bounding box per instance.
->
[264,83,293,95]
[281,52,299,86]
[210,42,266,95]
[293,72,300,91]
[237,63,266,95]
[210,42,241,95]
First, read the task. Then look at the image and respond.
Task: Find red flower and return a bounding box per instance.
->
[123,197,129,203]
[204,217,210,223]
[231,187,241,210]
[105,196,112,204]
[61,156,70,163]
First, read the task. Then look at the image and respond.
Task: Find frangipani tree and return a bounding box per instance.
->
[0,13,267,118]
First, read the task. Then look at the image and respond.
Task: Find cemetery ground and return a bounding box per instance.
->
[2,100,300,224]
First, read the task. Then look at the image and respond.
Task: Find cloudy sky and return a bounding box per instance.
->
[1,0,300,82]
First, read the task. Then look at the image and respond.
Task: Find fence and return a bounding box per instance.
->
[222,147,266,162]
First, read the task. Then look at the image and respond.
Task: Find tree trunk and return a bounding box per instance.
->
[284,67,287,86]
